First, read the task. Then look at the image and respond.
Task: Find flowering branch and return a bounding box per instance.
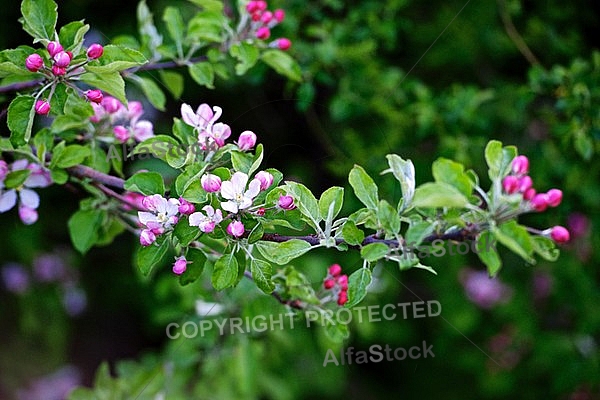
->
[67,165,125,189]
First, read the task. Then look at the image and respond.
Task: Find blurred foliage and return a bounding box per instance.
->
[1,0,599,399]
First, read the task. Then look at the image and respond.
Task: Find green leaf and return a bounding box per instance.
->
[251,259,275,294]
[377,199,400,235]
[7,95,35,146]
[383,154,415,211]
[341,220,365,246]
[485,140,518,181]
[248,143,264,176]
[360,243,389,262]
[261,50,302,82]
[159,70,184,99]
[50,169,68,184]
[59,20,89,52]
[187,11,224,43]
[188,62,215,89]
[284,181,321,228]
[132,135,181,162]
[0,61,29,78]
[256,239,312,265]
[404,220,434,247]
[68,209,104,254]
[212,252,238,290]
[124,171,165,195]
[80,71,127,104]
[319,186,344,222]
[129,75,166,111]
[412,182,469,208]
[349,165,379,210]
[229,42,259,75]
[3,169,31,189]
[173,218,200,247]
[20,0,57,41]
[531,235,560,262]
[136,239,170,276]
[432,158,473,198]
[476,231,502,276]
[231,150,253,174]
[247,222,264,244]
[52,144,91,168]
[163,6,186,50]
[346,268,372,307]
[179,248,206,285]
[493,221,535,263]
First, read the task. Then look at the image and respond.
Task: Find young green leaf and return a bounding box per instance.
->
[341,220,365,246]
[492,221,535,263]
[136,239,170,276]
[360,243,389,262]
[412,182,469,208]
[349,165,379,210]
[212,252,239,290]
[7,95,35,146]
[20,0,57,41]
[346,268,372,307]
[284,181,321,228]
[230,42,260,75]
[188,62,215,89]
[476,231,502,276]
[318,186,344,222]
[432,158,473,198]
[251,259,275,294]
[124,171,165,196]
[68,209,105,254]
[383,154,415,211]
[256,239,312,265]
[261,50,302,82]
[179,248,206,285]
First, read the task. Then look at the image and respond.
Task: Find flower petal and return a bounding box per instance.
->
[19,188,40,209]
[220,180,236,200]
[221,201,238,214]
[138,211,157,226]
[181,103,200,127]
[230,171,248,193]
[188,212,205,227]
[0,189,17,212]
[246,179,261,199]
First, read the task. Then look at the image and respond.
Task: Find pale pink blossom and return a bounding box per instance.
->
[237,130,257,151]
[138,195,180,232]
[226,220,245,237]
[201,174,222,192]
[189,205,223,233]
[220,172,261,213]
[254,171,274,190]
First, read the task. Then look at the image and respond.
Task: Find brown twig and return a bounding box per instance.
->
[497,0,541,67]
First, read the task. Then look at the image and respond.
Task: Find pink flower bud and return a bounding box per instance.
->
[256,0,267,11]
[502,175,519,194]
[530,193,548,212]
[276,38,291,51]
[90,102,106,123]
[550,226,570,243]
[255,171,274,190]
[523,188,536,201]
[256,207,266,216]
[113,125,130,143]
[140,229,156,246]
[517,176,532,193]
[226,220,245,238]
[84,89,103,104]
[278,195,295,210]
[256,26,271,40]
[337,291,348,306]
[323,278,335,289]
[512,155,529,176]
[52,65,66,76]
[251,12,262,22]
[101,96,122,113]
[47,41,63,57]
[53,51,71,67]
[260,11,273,24]
[25,54,44,72]
[273,9,285,23]
[127,101,144,119]
[87,43,104,60]
[178,198,196,215]
[237,130,257,151]
[328,264,342,277]
[246,1,259,13]
[35,100,51,116]
[337,274,349,290]
[133,120,154,142]
[201,174,222,192]
[66,51,73,60]
[172,256,188,275]
[18,205,38,225]
[546,189,562,207]
[122,192,146,211]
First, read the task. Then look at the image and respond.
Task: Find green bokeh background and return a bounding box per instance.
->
[1,0,599,398]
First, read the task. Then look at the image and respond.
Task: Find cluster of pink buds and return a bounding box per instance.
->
[323,264,349,306]
[245,1,291,50]
[501,155,569,244]
[91,97,154,143]
[502,155,563,212]
[26,41,104,115]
